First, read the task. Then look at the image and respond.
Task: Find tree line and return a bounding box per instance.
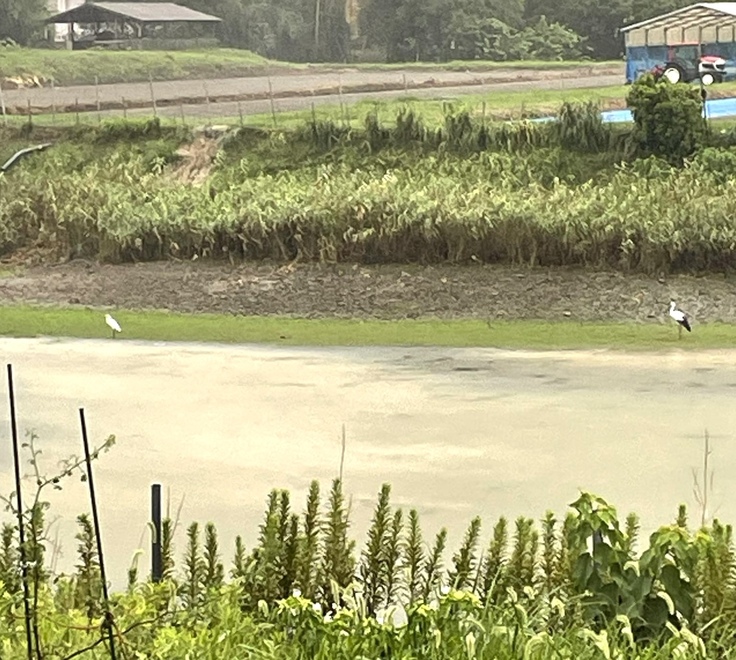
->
[2,0,697,62]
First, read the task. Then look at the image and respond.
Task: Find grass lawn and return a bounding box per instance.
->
[0,305,732,351]
[0,47,621,86]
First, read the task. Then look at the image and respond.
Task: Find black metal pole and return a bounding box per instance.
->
[151,484,162,583]
[78,408,117,660]
[7,365,35,660]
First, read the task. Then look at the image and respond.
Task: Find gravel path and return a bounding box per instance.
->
[2,261,736,324]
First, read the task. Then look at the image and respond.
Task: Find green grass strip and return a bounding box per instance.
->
[0,305,733,350]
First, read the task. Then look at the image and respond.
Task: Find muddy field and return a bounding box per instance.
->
[2,260,736,323]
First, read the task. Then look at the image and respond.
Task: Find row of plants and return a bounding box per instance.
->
[5,136,736,273]
[1,447,734,658]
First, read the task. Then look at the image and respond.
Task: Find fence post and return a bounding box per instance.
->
[0,84,6,127]
[122,97,127,121]
[75,97,79,125]
[95,74,101,123]
[151,483,163,583]
[149,73,157,118]
[338,73,346,126]
[26,99,32,131]
[203,82,211,116]
[268,77,277,127]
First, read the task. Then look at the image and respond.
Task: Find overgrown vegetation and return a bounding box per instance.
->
[1,433,735,658]
[627,73,709,165]
[3,76,736,274]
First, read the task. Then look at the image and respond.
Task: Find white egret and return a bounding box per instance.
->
[105,313,122,338]
[669,300,691,339]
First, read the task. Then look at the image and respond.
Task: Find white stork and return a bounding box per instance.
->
[669,300,691,339]
[105,313,122,339]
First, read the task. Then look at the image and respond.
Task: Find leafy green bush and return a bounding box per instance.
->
[626,74,707,165]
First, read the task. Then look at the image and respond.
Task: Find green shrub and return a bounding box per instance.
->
[626,74,707,165]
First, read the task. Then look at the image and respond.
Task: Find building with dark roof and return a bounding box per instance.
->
[45,2,222,50]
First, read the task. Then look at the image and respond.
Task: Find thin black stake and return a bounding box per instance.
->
[151,484,162,583]
[7,365,34,660]
[79,408,117,660]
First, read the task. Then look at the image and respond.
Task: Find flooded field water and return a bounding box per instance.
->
[1,338,734,589]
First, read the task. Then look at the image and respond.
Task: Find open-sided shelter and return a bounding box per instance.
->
[45,2,222,50]
[621,2,736,82]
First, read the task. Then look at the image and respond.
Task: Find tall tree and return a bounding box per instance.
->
[314,0,351,61]
[0,0,48,45]
[358,0,400,53]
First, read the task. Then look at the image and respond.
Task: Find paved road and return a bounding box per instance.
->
[0,338,733,589]
[2,66,623,117]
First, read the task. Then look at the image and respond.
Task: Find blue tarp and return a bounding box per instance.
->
[626,43,736,83]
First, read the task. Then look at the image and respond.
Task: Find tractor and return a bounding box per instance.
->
[651,44,726,85]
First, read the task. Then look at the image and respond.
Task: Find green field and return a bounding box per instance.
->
[0,46,621,86]
[0,304,728,350]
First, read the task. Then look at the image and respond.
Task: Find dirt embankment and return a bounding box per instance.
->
[1,260,735,323]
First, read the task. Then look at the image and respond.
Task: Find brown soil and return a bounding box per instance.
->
[2,259,736,323]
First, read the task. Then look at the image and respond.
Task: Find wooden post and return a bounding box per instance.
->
[75,97,80,125]
[51,80,57,125]
[26,99,32,130]
[0,84,6,127]
[203,82,211,115]
[95,74,101,123]
[338,73,346,126]
[268,77,276,127]
[122,97,127,121]
[149,72,157,118]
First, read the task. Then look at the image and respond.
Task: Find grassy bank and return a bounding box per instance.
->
[0,46,620,86]
[0,305,731,349]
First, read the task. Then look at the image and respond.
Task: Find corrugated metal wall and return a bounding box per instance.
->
[625,24,736,47]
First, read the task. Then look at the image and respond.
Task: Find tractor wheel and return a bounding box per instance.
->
[662,65,683,83]
[701,72,716,85]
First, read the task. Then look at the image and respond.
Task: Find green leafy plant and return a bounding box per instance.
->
[626,73,707,165]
